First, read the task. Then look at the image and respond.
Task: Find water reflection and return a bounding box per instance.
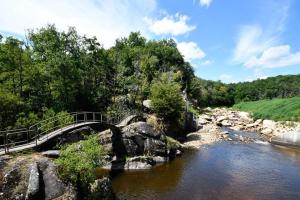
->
[112,142,300,200]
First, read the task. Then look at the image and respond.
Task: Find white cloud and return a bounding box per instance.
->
[233,25,275,64]
[245,45,300,68]
[232,2,299,70]
[199,0,213,8]
[177,41,206,62]
[233,24,300,69]
[0,0,157,48]
[145,13,196,36]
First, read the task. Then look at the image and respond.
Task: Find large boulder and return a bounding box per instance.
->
[122,138,142,156]
[25,162,40,200]
[38,158,75,200]
[116,115,145,128]
[122,122,162,138]
[121,122,167,157]
[98,121,180,168]
[98,129,114,155]
[144,138,167,156]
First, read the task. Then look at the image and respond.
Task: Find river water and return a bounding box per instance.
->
[111,133,300,200]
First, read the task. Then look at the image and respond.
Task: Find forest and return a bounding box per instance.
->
[1,25,300,130]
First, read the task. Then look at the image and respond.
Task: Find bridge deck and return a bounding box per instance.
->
[0,121,99,155]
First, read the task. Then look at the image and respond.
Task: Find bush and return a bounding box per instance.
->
[55,135,106,185]
[150,75,184,121]
[56,111,74,127]
[39,108,73,133]
[15,112,39,128]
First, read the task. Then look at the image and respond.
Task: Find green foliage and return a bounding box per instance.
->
[38,108,73,133]
[188,105,201,117]
[165,136,181,150]
[233,96,300,122]
[150,73,185,121]
[189,77,234,107]
[231,75,300,103]
[55,135,106,185]
[15,112,39,128]
[1,24,299,130]
[0,89,25,129]
[56,111,74,127]
[0,26,194,130]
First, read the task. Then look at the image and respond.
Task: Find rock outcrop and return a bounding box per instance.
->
[0,156,77,200]
[102,156,155,170]
[98,121,181,170]
[25,162,40,200]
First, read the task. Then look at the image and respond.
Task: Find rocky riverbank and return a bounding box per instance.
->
[2,108,299,199]
[183,107,300,149]
[0,115,182,199]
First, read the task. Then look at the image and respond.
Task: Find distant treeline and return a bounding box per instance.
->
[189,74,300,107]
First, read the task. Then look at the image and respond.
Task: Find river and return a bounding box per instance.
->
[111,131,300,200]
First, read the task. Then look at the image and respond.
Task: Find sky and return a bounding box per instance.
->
[0,0,299,83]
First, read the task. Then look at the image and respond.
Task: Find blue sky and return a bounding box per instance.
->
[0,0,299,82]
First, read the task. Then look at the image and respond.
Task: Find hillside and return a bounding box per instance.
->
[189,74,300,108]
[233,96,300,122]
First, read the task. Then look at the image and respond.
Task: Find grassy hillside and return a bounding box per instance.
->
[232,96,300,122]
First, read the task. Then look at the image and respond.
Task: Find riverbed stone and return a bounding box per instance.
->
[221,120,232,127]
[261,128,273,135]
[263,120,276,130]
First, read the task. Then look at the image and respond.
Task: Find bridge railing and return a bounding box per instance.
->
[0,111,125,153]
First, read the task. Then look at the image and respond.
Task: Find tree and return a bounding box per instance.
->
[150,73,184,121]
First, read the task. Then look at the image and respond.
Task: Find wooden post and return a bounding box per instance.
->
[93,113,95,122]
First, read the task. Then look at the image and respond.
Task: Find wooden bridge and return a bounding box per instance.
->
[0,111,131,155]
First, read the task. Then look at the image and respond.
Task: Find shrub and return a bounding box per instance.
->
[56,111,74,127]
[55,135,106,185]
[150,75,184,121]
[15,112,39,128]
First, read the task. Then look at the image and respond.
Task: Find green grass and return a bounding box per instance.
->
[232,96,300,122]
